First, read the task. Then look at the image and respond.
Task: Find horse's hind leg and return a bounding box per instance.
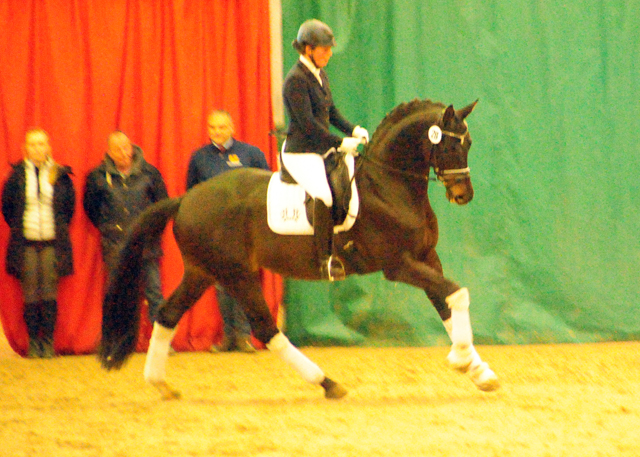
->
[223,275,347,399]
[145,268,213,400]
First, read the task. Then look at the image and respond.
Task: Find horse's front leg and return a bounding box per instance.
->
[384,252,499,392]
[419,249,475,370]
[145,268,213,400]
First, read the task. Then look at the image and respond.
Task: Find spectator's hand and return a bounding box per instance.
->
[339,137,363,155]
[352,125,369,144]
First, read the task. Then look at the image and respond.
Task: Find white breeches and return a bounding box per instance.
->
[281,150,333,207]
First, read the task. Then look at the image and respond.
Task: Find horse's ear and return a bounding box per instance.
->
[442,105,456,126]
[456,99,478,121]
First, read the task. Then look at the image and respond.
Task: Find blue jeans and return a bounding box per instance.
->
[143,258,164,323]
[215,284,250,338]
[103,247,163,322]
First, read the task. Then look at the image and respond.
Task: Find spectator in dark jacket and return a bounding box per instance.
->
[1,128,75,358]
[83,131,168,323]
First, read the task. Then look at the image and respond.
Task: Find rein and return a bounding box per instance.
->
[357,152,434,182]
[357,122,470,184]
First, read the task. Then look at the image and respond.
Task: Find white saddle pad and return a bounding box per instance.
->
[267,155,359,235]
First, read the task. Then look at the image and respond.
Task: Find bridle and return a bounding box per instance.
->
[428,122,471,184]
[356,117,471,184]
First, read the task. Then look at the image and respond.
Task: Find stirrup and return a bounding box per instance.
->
[320,255,346,281]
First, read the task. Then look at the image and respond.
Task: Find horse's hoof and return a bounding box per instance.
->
[151,381,182,400]
[468,362,500,392]
[321,377,348,399]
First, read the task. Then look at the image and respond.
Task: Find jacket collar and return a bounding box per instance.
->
[104,144,145,176]
[299,55,323,86]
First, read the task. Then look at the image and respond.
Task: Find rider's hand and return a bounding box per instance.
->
[352,125,369,144]
[339,137,362,154]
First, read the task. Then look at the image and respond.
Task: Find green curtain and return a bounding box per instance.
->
[281,0,640,346]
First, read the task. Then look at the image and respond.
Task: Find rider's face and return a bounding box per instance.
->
[307,45,333,68]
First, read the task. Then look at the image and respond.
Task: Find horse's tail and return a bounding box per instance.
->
[98,197,182,370]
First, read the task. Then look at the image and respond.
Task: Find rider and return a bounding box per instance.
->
[282,18,369,281]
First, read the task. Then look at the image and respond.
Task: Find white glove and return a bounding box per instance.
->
[352,125,369,144]
[339,136,362,154]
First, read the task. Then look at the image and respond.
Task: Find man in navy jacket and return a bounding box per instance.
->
[187,110,270,353]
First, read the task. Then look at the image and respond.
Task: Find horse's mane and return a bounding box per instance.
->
[368,99,445,147]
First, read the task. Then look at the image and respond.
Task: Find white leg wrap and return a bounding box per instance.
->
[144,322,176,384]
[442,317,453,337]
[446,287,473,349]
[443,288,474,372]
[266,332,325,385]
[443,317,473,370]
[443,310,500,391]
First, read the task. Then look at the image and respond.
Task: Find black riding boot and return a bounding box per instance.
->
[23,302,42,358]
[40,300,57,358]
[313,199,345,281]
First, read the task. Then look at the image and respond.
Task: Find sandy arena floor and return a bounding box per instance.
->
[1,330,639,457]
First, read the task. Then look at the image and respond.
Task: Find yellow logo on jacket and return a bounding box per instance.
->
[226,154,242,167]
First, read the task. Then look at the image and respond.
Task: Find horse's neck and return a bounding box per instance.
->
[357,156,429,231]
[369,109,440,173]
[355,105,441,230]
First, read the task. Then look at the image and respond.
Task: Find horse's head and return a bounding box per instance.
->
[364,99,478,205]
[429,101,477,205]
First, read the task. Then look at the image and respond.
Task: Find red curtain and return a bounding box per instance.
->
[0,0,281,356]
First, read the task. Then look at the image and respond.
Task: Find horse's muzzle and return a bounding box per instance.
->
[444,177,473,205]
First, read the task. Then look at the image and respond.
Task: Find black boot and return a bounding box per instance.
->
[40,300,57,358]
[313,199,345,281]
[23,302,43,358]
[234,335,256,353]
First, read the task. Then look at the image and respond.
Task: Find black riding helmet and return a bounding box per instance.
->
[292,19,336,53]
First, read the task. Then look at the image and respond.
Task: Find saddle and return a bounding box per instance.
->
[267,150,359,235]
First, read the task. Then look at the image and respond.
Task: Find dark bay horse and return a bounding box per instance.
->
[99,99,499,400]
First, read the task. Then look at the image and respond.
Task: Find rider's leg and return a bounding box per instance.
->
[281,151,345,281]
[313,198,345,281]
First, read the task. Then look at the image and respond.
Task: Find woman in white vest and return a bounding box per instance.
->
[1,128,75,358]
